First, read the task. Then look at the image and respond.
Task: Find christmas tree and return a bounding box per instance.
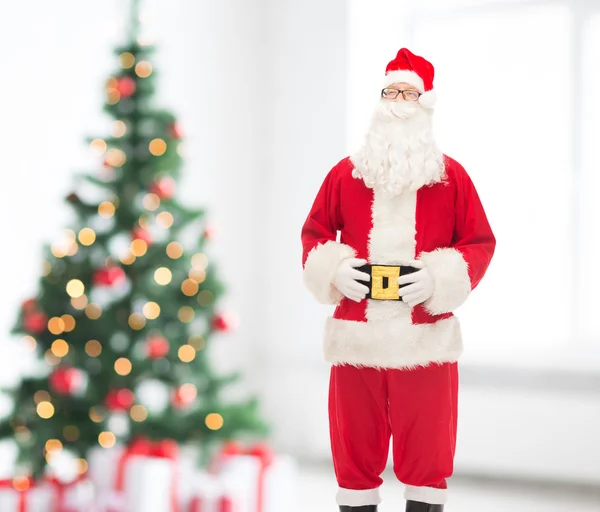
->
[0,0,267,479]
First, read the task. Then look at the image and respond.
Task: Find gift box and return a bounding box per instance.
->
[0,476,93,512]
[47,475,94,512]
[0,479,53,512]
[88,437,179,512]
[211,443,297,512]
[188,471,244,512]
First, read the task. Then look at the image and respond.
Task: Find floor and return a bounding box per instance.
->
[294,463,600,512]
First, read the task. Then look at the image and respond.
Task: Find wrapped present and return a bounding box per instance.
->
[88,437,179,512]
[211,442,296,512]
[0,478,48,512]
[188,472,243,512]
[47,475,94,512]
[0,476,92,512]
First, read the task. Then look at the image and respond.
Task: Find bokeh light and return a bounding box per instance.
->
[48,317,65,335]
[181,279,199,296]
[85,339,102,357]
[90,139,107,155]
[98,431,116,448]
[61,314,76,332]
[51,339,69,358]
[128,313,146,330]
[130,405,148,422]
[154,267,172,285]
[71,295,88,310]
[143,302,160,320]
[156,212,173,228]
[131,239,148,257]
[85,303,102,320]
[166,242,183,259]
[98,201,116,218]
[178,345,196,362]
[143,193,160,211]
[135,61,153,78]
[78,228,96,246]
[178,306,195,323]
[119,52,135,69]
[114,357,132,376]
[149,138,167,156]
[66,279,85,298]
[37,401,55,419]
[105,148,127,167]
[205,413,224,431]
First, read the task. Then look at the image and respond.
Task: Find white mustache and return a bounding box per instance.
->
[376,100,420,120]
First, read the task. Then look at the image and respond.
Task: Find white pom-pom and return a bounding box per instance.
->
[419,90,437,109]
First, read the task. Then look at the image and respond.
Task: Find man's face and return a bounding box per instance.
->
[381,82,421,103]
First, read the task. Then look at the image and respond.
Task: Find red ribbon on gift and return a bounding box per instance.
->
[0,474,89,512]
[217,441,274,512]
[0,477,34,512]
[112,436,179,512]
[189,495,234,512]
[46,474,88,512]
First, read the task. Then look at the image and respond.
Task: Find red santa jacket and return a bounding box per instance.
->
[301,155,495,369]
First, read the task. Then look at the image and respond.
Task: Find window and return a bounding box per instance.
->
[348,0,600,366]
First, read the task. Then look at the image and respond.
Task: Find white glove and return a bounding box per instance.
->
[397,260,434,308]
[333,258,371,302]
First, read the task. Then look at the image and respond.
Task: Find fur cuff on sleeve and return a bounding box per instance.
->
[419,248,471,315]
[303,241,356,305]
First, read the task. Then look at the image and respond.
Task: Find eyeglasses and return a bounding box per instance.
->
[381,88,421,102]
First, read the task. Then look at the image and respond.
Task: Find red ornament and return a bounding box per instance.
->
[105,388,135,412]
[148,177,175,200]
[212,312,237,333]
[21,298,38,313]
[146,335,170,359]
[24,311,48,334]
[131,227,152,246]
[203,223,216,240]
[171,386,195,409]
[93,266,126,287]
[116,77,136,98]
[168,122,182,139]
[50,367,84,396]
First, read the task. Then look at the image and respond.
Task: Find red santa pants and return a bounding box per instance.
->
[329,362,458,506]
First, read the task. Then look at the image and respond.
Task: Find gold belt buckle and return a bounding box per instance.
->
[370,265,400,300]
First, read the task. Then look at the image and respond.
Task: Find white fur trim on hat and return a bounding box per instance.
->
[383,70,425,91]
[418,89,437,109]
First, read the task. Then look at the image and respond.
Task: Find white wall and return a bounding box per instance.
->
[255,0,350,459]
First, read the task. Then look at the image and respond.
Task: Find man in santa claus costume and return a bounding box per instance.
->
[301,48,496,512]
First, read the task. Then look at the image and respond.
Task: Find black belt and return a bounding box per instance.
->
[355,264,419,301]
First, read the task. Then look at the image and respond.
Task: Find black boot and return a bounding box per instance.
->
[339,506,378,512]
[406,500,443,511]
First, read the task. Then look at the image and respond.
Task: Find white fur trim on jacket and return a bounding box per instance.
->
[419,248,471,315]
[383,70,425,91]
[404,484,447,505]
[303,241,356,305]
[323,314,463,370]
[336,487,382,507]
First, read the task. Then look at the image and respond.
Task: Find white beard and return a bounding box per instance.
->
[350,100,446,196]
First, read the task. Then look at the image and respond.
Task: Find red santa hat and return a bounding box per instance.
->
[383,48,437,109]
